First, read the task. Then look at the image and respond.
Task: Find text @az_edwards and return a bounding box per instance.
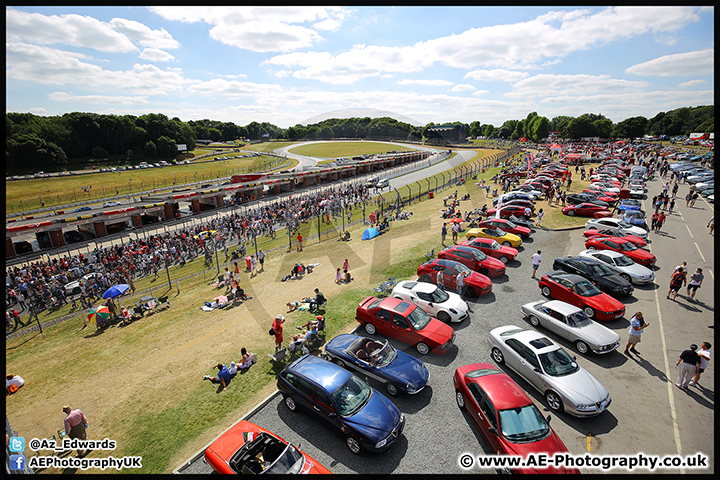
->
[458,452,709,471]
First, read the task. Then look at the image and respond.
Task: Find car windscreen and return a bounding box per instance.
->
[498,405,550,443]
[406,306,432,330]
[538,348,579,377]
[613,255,634,266]
[487,240,501,250]
[567,311,593,327]
[370,340,397,367]
[331,375,372,417]
[618,242,637,252]
[264,444,305,474]
[452,263,472,276]
[572,280,602,297]
[587,263,615,277]
[466,248,487,261]
[425,287,450,303]
[504,220,517,228]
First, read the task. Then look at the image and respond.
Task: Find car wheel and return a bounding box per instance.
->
[587,246,596,250]
[346,436,362,455]
[491,347,505,365]
[528,315,540,327]
[416,342,430,355]
[575,340,590,355]
[284,395,297,412]
[583,306,596,319]
[502,241,512,247]
[364,323,376,335]
[72,287,81,295]
[545,391,564,413]
[499,256,509,264]
[437,311,451,323]
[467,236,476,240]
[463,285,476,298]
[334,358,345,368]
[455,390,466,410]
[541,286,551,297]
[386,383,399,396]
[419,274,432,283]
[620,273,632,283]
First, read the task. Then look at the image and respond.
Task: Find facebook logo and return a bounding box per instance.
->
[9,436,25,452]
[9,455,26,471]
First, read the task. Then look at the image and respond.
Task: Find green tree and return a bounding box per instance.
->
[156,136,177,158]
[143,140,157,158]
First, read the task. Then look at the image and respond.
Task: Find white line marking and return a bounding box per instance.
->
[694,242,706,262]
[685,224,694,239]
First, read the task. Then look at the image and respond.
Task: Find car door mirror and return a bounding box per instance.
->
[546,415,551,423]
[488,427,498,436]
[533,367,542,374]
[427,302,433,307]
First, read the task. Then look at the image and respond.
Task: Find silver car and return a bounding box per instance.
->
[584,217,648,239]
[521,300,621,355]
[577,249,655,284]
[391,280,469,323]
[488,325,611,417]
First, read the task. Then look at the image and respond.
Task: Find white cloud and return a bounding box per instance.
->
[450,84,476,92]
[677,79,707,89]
[6,8,137,52]
[507,74,650,99]
[186,78,284,98]
[139,48,175,62]
[48,91,150,105]
[465,69,529,83]
[108,18,180,49]
[397,79,454,87]
[625,48,714,77]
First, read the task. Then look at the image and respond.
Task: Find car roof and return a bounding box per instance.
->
[469,368,534,410]
[507,329,559,354]
[559,255,603,266]
[547,271,587,283]
[401,280,436,294]
[289,355,353,393]
[583,248,624,258]
[378,296,414,314]
[540,300,582,315]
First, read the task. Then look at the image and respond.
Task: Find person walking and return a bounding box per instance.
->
[668,198,675,213]
[675,344,700,390]
[272,314,285,351]
[536,208,544,227]
[624,311,648,355]
[456,271,464,297]
[441,222,448,246]
[258,249,265,272]
[686,268,704,301]
[250,255,258,277]
[690,342,711,387]
[530,250,542,279]
[451,221,460,244]
[297,233,303,252]
[62,405,90,457]
[655,212,666,233]
[667,266,687,300]
[437,269,445,291]
[16,291,26,312]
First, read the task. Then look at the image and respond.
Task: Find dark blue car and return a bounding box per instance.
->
[617,199,643,213]
[277,354,405,455]
[71,206,92,213]
[322,334,429,396]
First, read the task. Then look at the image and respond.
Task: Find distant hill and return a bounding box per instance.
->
[299,108,424,127]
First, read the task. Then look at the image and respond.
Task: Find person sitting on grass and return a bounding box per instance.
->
[344,269,353,283]
[286,300,300,312]
[308,289,325,312]
[335,268,343,284]
[297,315,322,332]
[237,348,255,370]
[203,363,232,391]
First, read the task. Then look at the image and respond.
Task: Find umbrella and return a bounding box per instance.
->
[102,284,129,299]
[88,305,111,325]
[451,217,464,224]
[214,295,228,304]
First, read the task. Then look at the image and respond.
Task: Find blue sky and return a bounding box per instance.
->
[5,6,714,128]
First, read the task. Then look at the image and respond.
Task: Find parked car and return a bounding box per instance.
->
[577,249,655,285]
[391,280,469,323]
[459,237,518,264]
[585,237,656,267]
[622,210,648,229]
[580,190,617,204]
[582,229,647,248]
[628,184,645,198]
[552,256,634,297]
[102,201,123,208]
[476,218,531,238]
[204,420,332,474]
[64,272,101,295]
[584,218,648,238]
[465,227,522,248]
[485,206,531,220]
[417,259,492,298]
[453,363,579,474]
[493,192,536,206]
[277,355,405,455]
[565,193,609,208]
[561,203,608,217]
[438,245,506,277]
[538,271,626,321]
[521,300,621,355]
[323,334,429,395]
[617,199,643,213]
[355,296,455,355]
[487,326,611,416]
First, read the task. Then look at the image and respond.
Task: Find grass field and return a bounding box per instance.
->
[289,140,416,159]
[6,143,604,473]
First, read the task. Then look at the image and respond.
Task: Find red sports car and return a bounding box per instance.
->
[356,296,455,355]
[585,237,656,267]
[453,363,579,475]
[538,271,626,321]
[562,203,608,217]
[585,186,619,197]
[204,420,332,474]
[477,218,531,238]
[439,245,506,277]
[459,237,518,264]
[417,259,492,297]
[582,229,647,248]
[581,190,617,203]
[486,205,531,219]
[499,199,535,213]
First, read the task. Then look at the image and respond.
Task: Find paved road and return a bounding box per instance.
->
[177,162,713,475]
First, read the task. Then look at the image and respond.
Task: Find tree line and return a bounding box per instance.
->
[5,105,713,174]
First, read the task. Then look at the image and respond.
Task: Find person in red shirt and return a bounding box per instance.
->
[272,314,285,351]
[62,405,90,457]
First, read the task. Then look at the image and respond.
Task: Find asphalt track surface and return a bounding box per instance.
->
[176,155,714,475]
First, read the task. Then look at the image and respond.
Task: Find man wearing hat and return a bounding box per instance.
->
[272,314,285,351]
[62,405,89,457]
[676,344,701,390]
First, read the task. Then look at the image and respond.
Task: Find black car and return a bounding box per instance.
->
[565,194,609,208]
[552,256,633,297]
[64,230,84,243]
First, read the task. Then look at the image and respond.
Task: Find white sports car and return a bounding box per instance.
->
[584,218,648,239]
[577,249,655,285]
[391,280,469,323]
[628,184,645,199]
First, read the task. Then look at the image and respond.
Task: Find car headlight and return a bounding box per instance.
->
[575,403,597,411]
[375,438,388,449]
[449,308,457,314]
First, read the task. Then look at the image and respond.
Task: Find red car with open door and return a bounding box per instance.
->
[438,245,506,277]
[459,237,518,264]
